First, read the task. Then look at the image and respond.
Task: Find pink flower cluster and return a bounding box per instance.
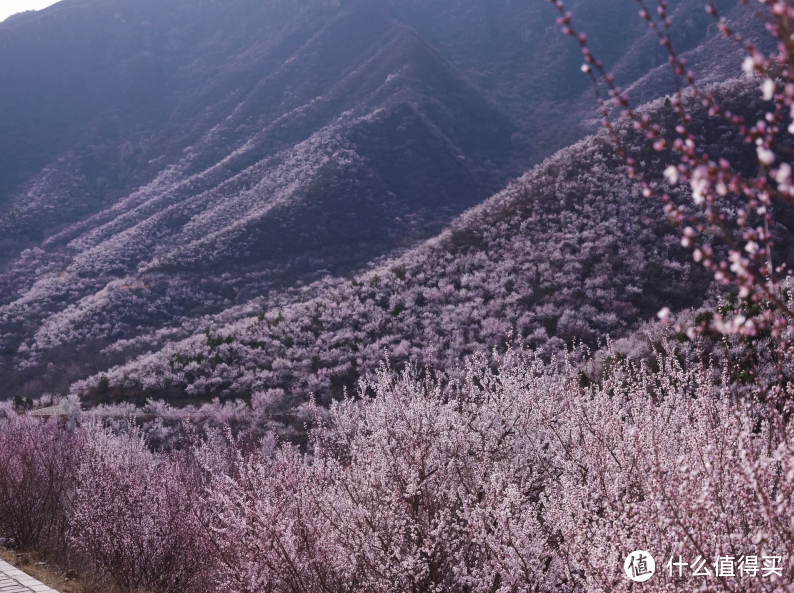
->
[552,0,794,343]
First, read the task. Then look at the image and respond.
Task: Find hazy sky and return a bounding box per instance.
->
[0,0,60,23]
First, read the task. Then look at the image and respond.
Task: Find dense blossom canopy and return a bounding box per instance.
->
[68,81,791,408]
[2,345,793,592]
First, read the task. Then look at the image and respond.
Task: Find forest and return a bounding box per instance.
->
[1,0,794,591]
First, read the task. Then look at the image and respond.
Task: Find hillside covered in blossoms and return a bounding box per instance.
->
[0,0,770,401]
[68,80,791,408]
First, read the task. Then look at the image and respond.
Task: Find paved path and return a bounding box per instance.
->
[0,559,59,593]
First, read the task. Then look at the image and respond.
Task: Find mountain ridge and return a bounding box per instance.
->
[0,0,771,400]
[68,79,788,407]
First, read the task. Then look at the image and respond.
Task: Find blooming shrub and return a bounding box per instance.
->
[0,410,83,553]
[195,347,794,592]
[542,348,794,591]
[0,342,791,592]
[70,424,215,593]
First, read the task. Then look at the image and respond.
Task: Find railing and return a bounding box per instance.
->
[28,405,200,420]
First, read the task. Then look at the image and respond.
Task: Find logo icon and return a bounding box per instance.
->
[624,550,656,582]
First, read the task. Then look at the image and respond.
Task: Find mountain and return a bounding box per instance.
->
[66,79,794,407]
[1,0,519,396]
[0,0,767,400]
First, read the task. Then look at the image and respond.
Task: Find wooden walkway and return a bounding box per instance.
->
[0,559,60,593]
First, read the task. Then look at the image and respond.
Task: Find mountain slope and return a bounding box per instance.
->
[387,0,755,155]
[66,79,791,406]
[0,0,770,400]
[0,0,517,257]
[0,0,524,396]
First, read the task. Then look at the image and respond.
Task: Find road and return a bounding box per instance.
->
[0,559,60,593]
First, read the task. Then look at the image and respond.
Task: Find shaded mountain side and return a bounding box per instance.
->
[0,0,758,260]
[0,0,773,401]
[0,0,339,222]
[0,0,525,398]
[387,0,755,158]
[571,2,775,131]
[0,0,515,259]
[63,79,794,407]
